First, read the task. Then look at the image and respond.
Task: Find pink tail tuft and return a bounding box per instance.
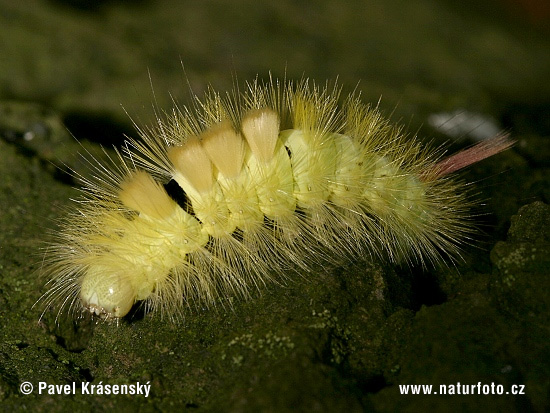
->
[430,133,514,179]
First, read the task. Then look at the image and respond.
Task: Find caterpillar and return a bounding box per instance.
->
[38,77,512,321]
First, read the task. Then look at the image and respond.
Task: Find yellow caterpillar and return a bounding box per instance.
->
[39,77,512,321]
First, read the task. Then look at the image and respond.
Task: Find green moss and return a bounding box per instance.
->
[309,309,354,364]
[222,332,295,366]
[490,202,550,326]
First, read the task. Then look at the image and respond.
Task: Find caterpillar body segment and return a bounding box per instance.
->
[39,78,512,321]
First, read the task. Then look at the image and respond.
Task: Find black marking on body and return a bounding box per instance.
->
[164,179,195,217]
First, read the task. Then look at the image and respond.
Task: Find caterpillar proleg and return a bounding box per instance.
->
[38,77,513,321]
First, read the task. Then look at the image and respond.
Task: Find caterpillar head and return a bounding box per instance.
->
[79,265,137,319]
